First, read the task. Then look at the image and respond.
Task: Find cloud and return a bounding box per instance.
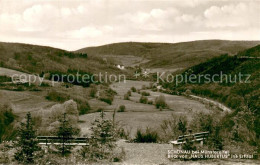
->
[204,2,260,28]
[68,26,103,38]
[0,0,259,50]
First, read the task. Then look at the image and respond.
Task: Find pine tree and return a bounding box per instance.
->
[14,112,40,163]
[56,113,75,156]
[80,110,117,161]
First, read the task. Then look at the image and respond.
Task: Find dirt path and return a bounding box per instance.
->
[189,95,231,112]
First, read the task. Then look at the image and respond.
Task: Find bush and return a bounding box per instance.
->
[99,88,116,105]
[134,128,158,143]
[127,90,132,96]
[45,90,70,102]
[118,105,125,112]
[139,96,148,104]
[74,99,91,115]
[131,87,136,92]
[124,93,130,100]
[182,138,196,151]
[148,100,153,105]
[141,91,150,96]
[155,95,167,109]
[89,86,97,98]
[100,97,113,105]
[159,115,188,142]
[97,108,103,112]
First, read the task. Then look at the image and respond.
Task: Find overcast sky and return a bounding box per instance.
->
[0,0,259,50]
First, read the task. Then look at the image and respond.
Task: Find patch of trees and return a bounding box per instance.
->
[57,51,88,59]
[49,69,94,87]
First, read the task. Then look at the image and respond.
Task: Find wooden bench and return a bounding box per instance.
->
[37,136,89,146]
[170,131,209,146]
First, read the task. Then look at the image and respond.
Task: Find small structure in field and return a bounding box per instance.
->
[116,64,125,70]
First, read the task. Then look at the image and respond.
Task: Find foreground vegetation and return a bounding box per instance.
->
[162,45,260,153]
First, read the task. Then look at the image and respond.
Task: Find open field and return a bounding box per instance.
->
[100,54,150,67]
[79,80,215,138]
[0,90,56,115]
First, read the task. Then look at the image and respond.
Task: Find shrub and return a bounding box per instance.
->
[159,115,188,142]
[148,100,153,105]
[74,99,91,115]
[155,95,167,109]
[99,88,116,105]
[89,86,97,98]
[127,90,132,96]
[139,96,148,104]
[131,87,136,92]
[141,85,146,90]
[45,90,70,102]
[208,126,224,150]
[124,93,130,100]
[182,138,196,151]
[118,105,125,112]
[107,88,117,95]
[134,128,158,143]
[141,91,150,96]
[97,108,103,112]
[100,97,113,105]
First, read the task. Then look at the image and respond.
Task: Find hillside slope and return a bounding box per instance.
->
[162,45,260,143]
[77,40,260,69]
[0,42,122,75]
